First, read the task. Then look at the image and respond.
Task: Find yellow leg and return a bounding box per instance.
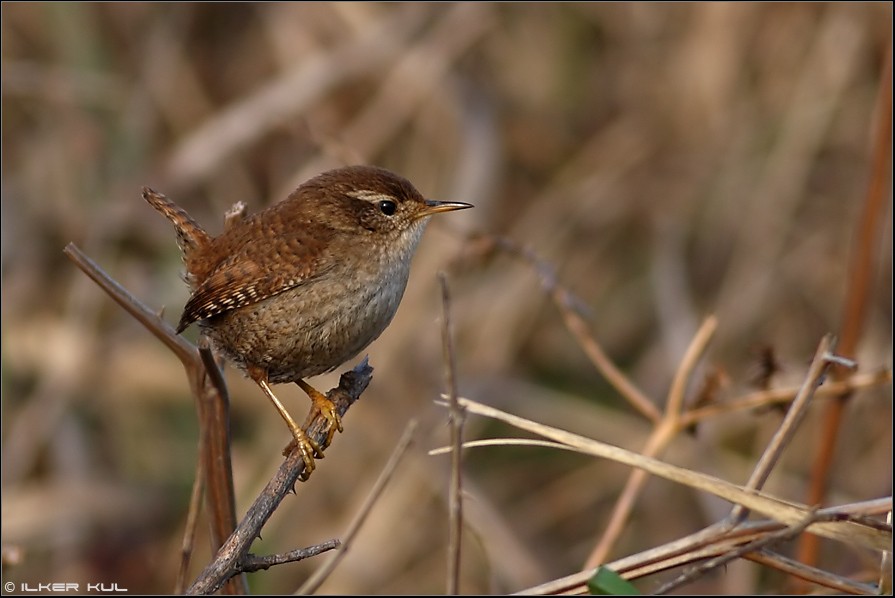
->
[297,379,343,449]
[251,373,322,481]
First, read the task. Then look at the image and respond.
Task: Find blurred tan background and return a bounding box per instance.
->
[1,2,891,594]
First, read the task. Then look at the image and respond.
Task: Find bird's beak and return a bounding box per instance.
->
[418,199,474,218]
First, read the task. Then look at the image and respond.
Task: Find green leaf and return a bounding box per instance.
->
[587,566,640,595]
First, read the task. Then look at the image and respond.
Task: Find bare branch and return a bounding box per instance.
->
[731,334,835,523]
[175,456,206,593]
[475,234,662,423]
[187,360,373,595]
[65,242,247,594]
[237,540,341,573]
[439,273,464,595]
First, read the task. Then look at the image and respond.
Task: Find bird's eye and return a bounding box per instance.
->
[378,200,397,216]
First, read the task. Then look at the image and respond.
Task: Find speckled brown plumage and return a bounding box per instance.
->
[144,165,472,478]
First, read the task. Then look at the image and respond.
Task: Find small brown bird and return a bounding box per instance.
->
[145,165,471,478]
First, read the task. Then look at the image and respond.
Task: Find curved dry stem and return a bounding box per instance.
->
[446,397,890,552]
[478,233,662,423]
[585,315,717,567]
[515,498,891,595]
[664,315,717,418]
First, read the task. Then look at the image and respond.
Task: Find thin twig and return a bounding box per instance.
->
[514,498,891,595]
[654,509,827,595]
[745,549,878,595]
[730,335,835,523]
[665,315,717,418]
[63,243,193,363]
[439,273,464,595]
[480,234,661,423]
[176,454,206,594]
[297,419,418,594]
[554,289,662,424]
[585,316,717,568]
[236,540,341,573]
[680,369,890,426]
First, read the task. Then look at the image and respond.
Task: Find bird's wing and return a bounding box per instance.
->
[176,229,333,332]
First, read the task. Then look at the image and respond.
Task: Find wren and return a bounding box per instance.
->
[144,165,472,478]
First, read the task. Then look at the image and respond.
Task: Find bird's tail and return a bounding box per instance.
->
[143,187,212,282]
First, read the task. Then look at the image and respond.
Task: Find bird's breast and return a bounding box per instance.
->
[202,232,419,384]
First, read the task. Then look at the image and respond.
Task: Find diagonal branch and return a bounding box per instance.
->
[730,334,836,523]
[474,234,661,423]
[65,242,245,594]
[186,360,373,595]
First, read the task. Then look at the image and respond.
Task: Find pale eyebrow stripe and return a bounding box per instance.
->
[346,190,395,202]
